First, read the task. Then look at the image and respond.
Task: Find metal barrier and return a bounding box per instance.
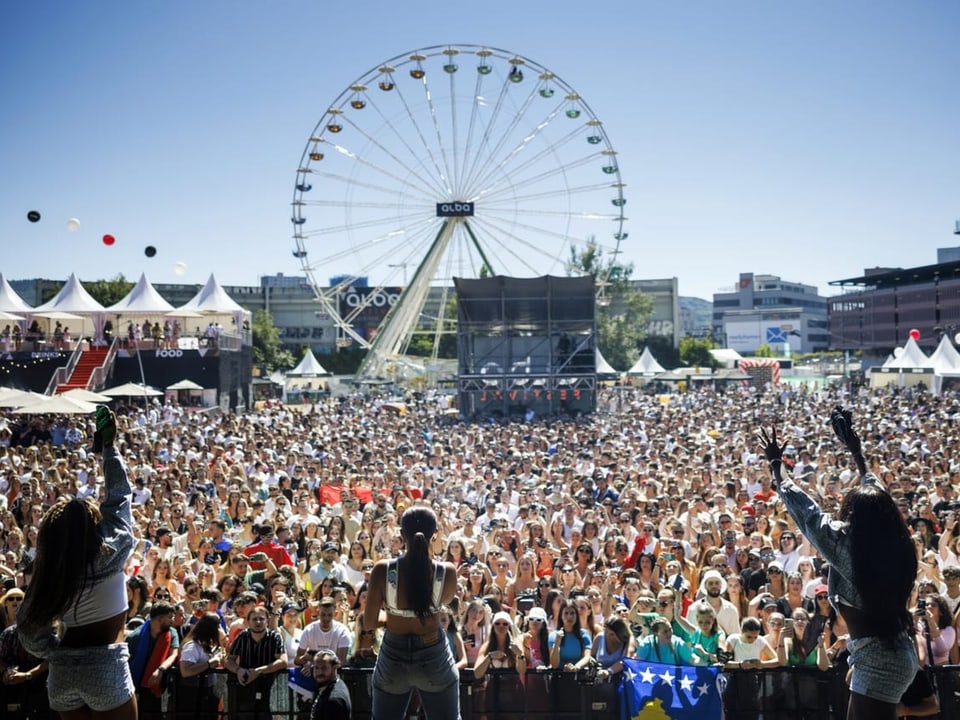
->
[5,665,960,720]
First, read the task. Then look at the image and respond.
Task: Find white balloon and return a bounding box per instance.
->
[173,261,187,276]
[953,332,960,346]
[893,346,904,358]
[66,218,81,232]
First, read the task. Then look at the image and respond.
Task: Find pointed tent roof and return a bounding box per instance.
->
[175,273,248,314]
[106,273,174,314]
[882,337,929,369]
[627,346,666,376]
[0,274,33,313]
[596,348,618,376]
[287,349,330,377]
[926,335,960,374]
[33,273,105,313]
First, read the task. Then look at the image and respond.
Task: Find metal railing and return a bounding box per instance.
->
[88,336,119,390]
[4,664,959,720]
[43,342,84,395]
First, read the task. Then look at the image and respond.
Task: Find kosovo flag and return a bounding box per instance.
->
[619,659,722,720]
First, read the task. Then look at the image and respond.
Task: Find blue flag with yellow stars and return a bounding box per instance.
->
[619,658,722,720]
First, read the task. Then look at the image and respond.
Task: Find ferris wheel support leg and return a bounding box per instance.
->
[355,218,458,381]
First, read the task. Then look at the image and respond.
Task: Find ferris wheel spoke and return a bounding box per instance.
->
[336,109,452,198]
[455,67,493,199]
[468,113,587,195]
[300,209,437,239]
[461,83,549,196]
[466,216,569,275]
[459,71,520,194]
[390,77,455,197]
[473,212,583,249]
[419,71,457,196]
[324,142,447,205]
[479,181,618,205]
[305,171,438,206]
[475,153,602,204]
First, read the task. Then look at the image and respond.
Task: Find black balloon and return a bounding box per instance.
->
[27,210,41,222]
[144,246,157,258]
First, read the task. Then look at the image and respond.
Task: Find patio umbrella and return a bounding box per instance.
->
[0,388,49,408]
[59,388,112,402]
[166,378,204,391]
[101,382,163,397]
[12,394,97,414]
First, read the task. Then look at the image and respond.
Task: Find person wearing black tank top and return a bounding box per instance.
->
[364,506,459,718]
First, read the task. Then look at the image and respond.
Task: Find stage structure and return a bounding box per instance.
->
[455,275,597,419]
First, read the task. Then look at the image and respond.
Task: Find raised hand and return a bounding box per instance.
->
[830,406,861,455]
[756,426,787,465]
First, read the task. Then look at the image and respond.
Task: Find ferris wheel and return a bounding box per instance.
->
[291,44,628,380]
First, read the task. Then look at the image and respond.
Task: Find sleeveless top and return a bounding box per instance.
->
[384,559,446,619]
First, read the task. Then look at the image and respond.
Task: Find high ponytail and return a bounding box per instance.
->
[401,507,439,621]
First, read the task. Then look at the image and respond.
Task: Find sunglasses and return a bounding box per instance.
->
[816,594,829,600]
[155,593,171,600]
[658,600,671,608]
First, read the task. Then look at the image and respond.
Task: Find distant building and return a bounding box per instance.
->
[679,296,713,338]
[713,273,829,354]
[828,254,960,357]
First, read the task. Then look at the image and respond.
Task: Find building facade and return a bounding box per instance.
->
[828,257,960,358]
[713,273,829,354]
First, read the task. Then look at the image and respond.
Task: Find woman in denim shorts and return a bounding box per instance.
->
[364,506,460,718]
[760,408,918,720]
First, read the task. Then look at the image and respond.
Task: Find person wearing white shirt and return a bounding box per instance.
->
[295,598,352,666]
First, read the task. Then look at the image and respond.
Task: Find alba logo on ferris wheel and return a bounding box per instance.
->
[436,202,474,217]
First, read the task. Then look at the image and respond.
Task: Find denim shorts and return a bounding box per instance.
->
[846,631,919,704]
[372,630,460,719]
[47,643,136,712]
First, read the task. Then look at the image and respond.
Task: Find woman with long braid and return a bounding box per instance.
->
[18,407,138,720]
[759,408,918,720]
[364,505,460,718]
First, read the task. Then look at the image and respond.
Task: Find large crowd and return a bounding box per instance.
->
[1,380,958,716]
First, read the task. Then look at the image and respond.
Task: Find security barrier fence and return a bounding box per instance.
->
[4,665,960,720]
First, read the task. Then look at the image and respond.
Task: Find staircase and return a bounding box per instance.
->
[56,347,110,392]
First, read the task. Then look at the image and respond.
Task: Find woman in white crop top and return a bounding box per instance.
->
[364,506,460,719]
[18,407,137,720]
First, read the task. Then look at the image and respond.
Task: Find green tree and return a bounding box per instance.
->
[754,343,776,358]
[84,274,135,307]
[251,309,294,371]
[567,238,653,371]
[679,336,718,368]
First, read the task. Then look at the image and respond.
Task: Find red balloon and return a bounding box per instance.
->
[102,234,116,246]
[909,328,920,341]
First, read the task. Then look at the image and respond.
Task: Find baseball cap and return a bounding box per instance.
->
[280,601,302,615]
[814,584,829,596]
[322,541,339,552]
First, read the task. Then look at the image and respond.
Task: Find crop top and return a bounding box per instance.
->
[384,559,446,619]
[19,446,135,656]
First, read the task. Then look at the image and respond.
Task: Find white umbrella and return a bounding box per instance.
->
[59,388,112,402]
[101,382,163,397]
[0,388,48,408]
[12,394,97,414]
[166,378,204,391]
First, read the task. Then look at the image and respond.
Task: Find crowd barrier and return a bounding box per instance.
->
[4,664,960,719]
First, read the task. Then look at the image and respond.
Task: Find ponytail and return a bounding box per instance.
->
[401,508,439,621]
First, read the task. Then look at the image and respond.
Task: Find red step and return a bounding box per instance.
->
[56,348,110,393]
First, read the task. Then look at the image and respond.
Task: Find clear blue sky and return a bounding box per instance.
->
[2,1,958,301]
